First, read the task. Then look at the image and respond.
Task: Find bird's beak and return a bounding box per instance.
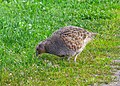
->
[36,51,39,56]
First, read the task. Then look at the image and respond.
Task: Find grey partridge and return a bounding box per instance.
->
[36,26,97,62]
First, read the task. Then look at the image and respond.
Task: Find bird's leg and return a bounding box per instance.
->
[67,56,72,61]
[74,49,84,62]
[74,53,79,62]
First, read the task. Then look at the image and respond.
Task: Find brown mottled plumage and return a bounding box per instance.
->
[36,26,97,62]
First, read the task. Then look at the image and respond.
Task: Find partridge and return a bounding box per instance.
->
[36,26,97,62]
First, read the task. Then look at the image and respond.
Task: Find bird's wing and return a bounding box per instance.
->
[59,26,89,51]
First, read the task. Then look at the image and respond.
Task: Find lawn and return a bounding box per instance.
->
[0,0,120,86]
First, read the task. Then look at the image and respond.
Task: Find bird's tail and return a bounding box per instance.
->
[91,32,98,37]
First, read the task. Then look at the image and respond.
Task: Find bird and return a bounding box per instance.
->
[36,26,97,62]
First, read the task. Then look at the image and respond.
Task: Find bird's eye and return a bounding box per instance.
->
[36,47,39,51]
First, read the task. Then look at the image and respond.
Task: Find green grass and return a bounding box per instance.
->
[0,0,120,86]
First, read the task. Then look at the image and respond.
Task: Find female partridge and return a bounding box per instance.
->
[36,26,97,62]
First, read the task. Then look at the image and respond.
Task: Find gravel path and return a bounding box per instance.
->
[101,60,120,86]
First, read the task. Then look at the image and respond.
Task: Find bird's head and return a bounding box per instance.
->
[36,42,46,56]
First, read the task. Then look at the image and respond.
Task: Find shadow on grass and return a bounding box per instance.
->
[35,53,71,67]
[37,53,65,61]
[35,53,88,68]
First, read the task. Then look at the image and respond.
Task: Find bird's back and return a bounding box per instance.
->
[53,26,91,51]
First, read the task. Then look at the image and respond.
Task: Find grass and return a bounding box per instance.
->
[0,0,120,86]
